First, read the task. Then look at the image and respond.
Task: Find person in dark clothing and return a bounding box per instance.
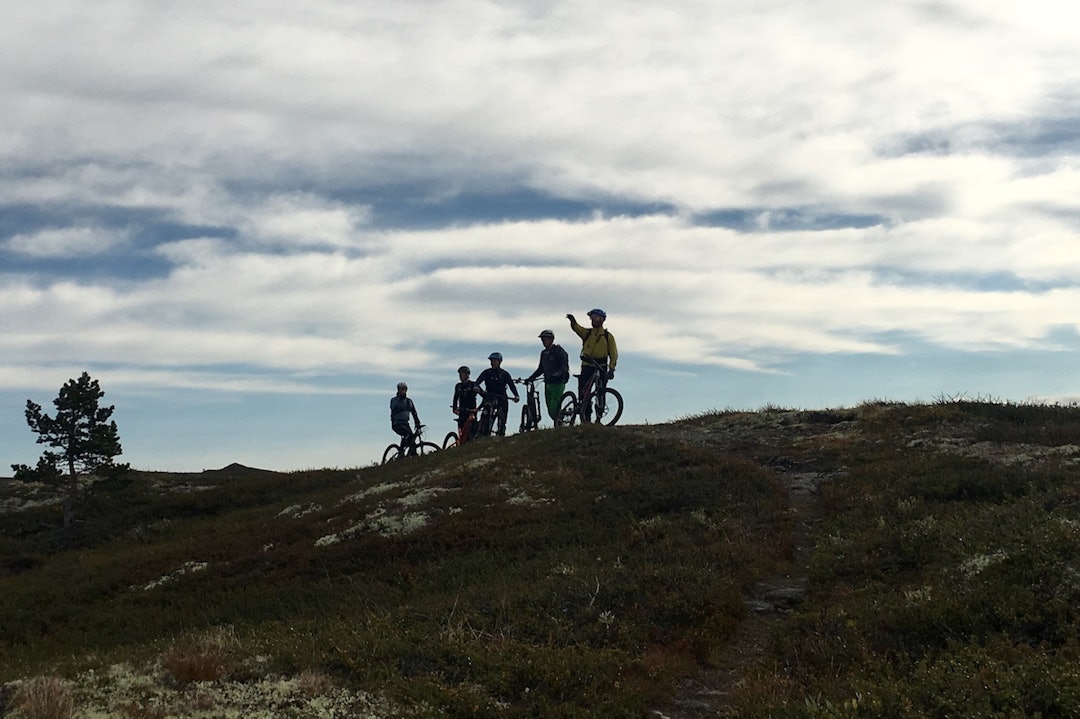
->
[474,352,519,436]
[389,382,422,453]
[524,330,570,425]
[451,365,480,443]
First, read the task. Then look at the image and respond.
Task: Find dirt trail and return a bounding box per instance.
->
[653,469,824,718]
[630,412,850,718]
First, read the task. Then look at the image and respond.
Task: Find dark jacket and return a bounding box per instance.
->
[526,344,570,384]
[453,380,479,413]
[476,367,519,400]
[390,395,417,424]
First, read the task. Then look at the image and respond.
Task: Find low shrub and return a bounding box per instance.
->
[12,401,1080,716]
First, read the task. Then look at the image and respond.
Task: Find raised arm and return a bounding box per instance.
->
[566,313,588,340]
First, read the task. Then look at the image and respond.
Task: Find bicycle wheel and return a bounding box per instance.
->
[557,391,578,426]
[443,431,459,449]
[532,395,543,429]
[417,441,441,457]
[381,444,401,465]
[593,387,624,426]
[579,385,594,424]
[478,407,493,437]
[519,404,531,433]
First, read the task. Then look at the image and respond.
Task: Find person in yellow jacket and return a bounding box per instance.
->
[566,308,618,418]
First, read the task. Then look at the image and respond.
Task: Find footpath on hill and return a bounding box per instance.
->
[632,409,857,719]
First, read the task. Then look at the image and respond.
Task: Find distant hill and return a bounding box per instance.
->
[3,402,1080,717]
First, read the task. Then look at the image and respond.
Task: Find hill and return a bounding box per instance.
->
[3,401,1080,717]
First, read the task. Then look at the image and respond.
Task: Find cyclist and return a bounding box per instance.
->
[451,365,480,443]
[524,329,570,425]
[567,308,619,416]
[390,382,422,454]
[475,352,520,436]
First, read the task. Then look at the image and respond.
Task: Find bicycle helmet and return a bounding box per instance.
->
[587,308,607,318]
[488,352,503,361]
[397,382,408,390]
[538,329,554,338]
[457,365,470,374]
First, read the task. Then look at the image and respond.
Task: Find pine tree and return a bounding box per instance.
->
[19,372,126,527]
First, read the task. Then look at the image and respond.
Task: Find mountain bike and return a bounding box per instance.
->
[477,395,509,437]
[559,356,624,427]
[381,424,440,464]
[516,378,543,433]
[443,406,481,448]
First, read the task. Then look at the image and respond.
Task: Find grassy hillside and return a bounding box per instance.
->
[3,401,1080,717]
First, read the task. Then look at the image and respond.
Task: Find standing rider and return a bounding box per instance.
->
[524,330,570,425]
[451,365,480,443]
[567,309,618,419]
[390,382,423,454]
[475,352,520,436]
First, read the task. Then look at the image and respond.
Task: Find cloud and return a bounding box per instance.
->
[0,363,379,396]
[6,0,1075,214]
[3,208,1079,395]
[5,226,129,258]
[242,195,371,248]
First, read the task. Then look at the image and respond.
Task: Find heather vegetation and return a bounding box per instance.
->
[2,400,1080,717]
[718,400,1080,718]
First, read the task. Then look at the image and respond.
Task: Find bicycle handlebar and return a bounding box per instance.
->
[578,355,615,378]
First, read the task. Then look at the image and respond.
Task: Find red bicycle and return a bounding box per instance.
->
[443,405,481,448]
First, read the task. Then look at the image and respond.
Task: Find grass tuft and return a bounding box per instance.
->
[12,676,75,719]
[296,668,334,697]
[115,699,168,719]
[161,626,243,684]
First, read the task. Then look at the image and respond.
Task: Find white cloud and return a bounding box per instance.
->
[0,363,381,395]
[243,195,371,248]
[3,211,1080,388]
[5,0,1077,214]
[5,227,128,258]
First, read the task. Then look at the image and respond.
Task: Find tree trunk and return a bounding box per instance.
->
[64,461,78,529]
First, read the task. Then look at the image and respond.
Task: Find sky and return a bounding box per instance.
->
[3,0,1080,472]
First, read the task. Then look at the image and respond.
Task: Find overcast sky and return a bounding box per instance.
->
[3,1,1080,472]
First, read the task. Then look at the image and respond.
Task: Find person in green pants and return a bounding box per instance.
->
[524,330,570,425]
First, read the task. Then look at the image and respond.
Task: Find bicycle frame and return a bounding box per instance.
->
[561,356,624,427]
[382,424,440,464]
[398,425,423,456]
[445,405,481,448]
[478,396,502,437]
[516,378,543,433]
[579,357,608,420]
